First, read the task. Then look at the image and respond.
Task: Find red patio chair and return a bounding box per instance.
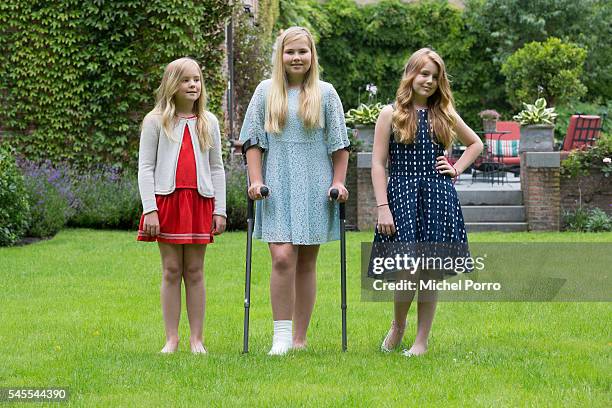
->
[469,121,521,182]
[490,121,520,167]
[561,114,605,151]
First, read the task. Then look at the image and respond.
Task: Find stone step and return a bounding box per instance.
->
[458,190,523,206]
[461,205,525,222]
[465,222,529,232]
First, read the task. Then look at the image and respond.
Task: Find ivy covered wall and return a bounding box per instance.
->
[0,0,232,168]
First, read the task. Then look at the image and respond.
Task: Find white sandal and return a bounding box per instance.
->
[380,320,406,352]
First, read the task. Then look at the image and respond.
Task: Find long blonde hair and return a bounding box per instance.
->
[265,26,321,133]
[149,57,211,150]
[392,48,457,149]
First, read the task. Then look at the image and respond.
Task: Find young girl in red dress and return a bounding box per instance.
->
[137,57,226,354]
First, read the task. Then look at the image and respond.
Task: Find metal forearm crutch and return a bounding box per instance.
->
[242,138,268,354]
[330,188,347,352]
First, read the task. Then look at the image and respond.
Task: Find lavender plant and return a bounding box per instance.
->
[17,159,75,238]
[68,165,141,230]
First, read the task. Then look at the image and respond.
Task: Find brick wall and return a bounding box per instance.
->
[345,154,358,229]
[352,152,384,231]
[520,152,561,231]
[356,166,378,230]
[560,171,612,227]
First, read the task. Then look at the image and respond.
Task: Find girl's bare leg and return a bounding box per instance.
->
[292,245,320,348]
[383,270,415,350]
[406,272,438,356]
[269,243,298,320]
[158,242,183,353]
[183,244,207,353]
[268,243,298,355]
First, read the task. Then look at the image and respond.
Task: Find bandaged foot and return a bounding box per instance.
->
[268,320,293,356]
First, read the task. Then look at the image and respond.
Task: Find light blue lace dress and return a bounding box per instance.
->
[239,79,350,244]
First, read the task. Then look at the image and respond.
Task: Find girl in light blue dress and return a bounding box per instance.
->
[239,26,350,355]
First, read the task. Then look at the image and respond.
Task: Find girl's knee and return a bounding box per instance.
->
[183,266,203,285]
[271,252,295,272]
[162,264,182,283]
[296,259,317,274]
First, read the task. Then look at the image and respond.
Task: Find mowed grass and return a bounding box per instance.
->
[1,229,611,407]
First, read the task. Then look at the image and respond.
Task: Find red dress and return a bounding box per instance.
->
[138,118,215,244]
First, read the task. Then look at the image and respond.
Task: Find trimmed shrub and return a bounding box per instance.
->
[463,0,611,107]
[0,145,30,246]
[501,38,587,108]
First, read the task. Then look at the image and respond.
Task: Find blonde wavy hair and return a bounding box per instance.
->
[265,26,321,134]
[148,57,211,150]
[392,48,458,149]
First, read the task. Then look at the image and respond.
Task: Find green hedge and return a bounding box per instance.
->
[278,0,611,127]
[0,145,30,246]
[280,0,485,127]
[0,0,231,168]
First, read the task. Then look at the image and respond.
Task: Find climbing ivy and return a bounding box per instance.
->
[0,0,232,168]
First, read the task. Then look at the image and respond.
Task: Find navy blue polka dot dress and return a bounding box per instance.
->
[368,108,469,278]
[374,108,467,244]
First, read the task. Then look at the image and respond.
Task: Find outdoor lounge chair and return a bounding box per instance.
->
[470,121,521,182]
[561,113,606,152]
[488,121,520,168]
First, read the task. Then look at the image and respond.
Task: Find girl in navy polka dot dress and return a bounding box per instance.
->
[370,48,483,357]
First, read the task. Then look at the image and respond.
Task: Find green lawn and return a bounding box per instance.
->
[1,230,611,407]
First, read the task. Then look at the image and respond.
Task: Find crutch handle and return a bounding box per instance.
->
[329,188,346,220]
[260,186,269,197]
[330,188,339,200]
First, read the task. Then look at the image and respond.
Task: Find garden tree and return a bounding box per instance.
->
[232,0,279,138]
[501,38,587,108]
[463,0,611,107]
[0,0,232,168]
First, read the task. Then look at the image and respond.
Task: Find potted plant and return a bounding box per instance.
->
[479,109,501,133]
[513,98,558,152]
[344,102,384,151]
